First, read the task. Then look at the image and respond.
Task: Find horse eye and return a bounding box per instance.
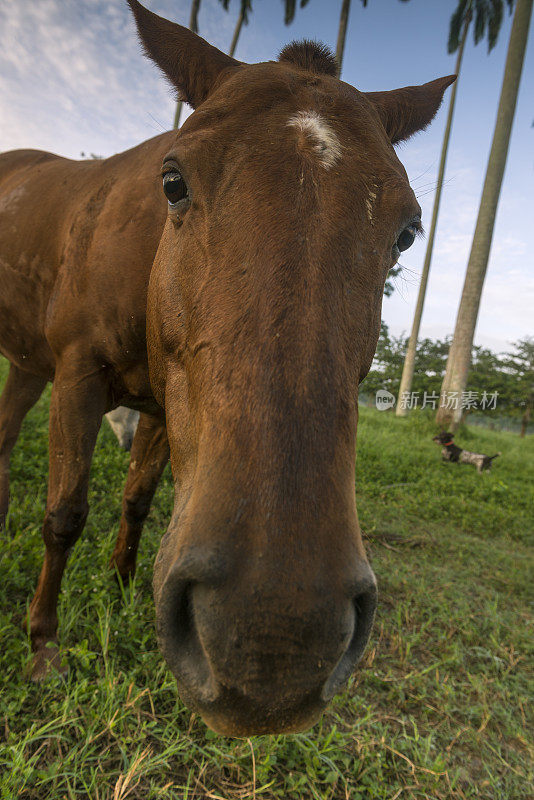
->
[163,171,188,205]
[396,225,417,252]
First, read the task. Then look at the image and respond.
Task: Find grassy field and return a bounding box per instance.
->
[0,356,532,800]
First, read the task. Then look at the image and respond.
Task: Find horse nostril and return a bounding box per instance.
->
[157,575,219,703]
[321,582,377,702]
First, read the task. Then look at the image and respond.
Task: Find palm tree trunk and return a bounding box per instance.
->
[228,8,245,57]
[173,0,201,129]
[436,0,533,430]
[396,12,470,417]
[336,0,352,77]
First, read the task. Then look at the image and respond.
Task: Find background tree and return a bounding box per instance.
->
[397,0,523,418]
[363,324,451,405]
[436,0,532,430]
[361,326,533,434]
[500,337,534,436]
[334,0,355,76]
[396,2,472,416]
[220,0,253,57]
[384,266,402,297]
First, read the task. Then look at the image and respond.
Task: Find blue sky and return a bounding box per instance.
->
[1,0,532,353]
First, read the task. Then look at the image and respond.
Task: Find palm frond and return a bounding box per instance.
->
[217,0,253,23]
[448,0,469,53]
[448,0,513,53]
[284,0,297,25]
[241,0,253,24]
[487,0,504,51]
[473,0,488,47]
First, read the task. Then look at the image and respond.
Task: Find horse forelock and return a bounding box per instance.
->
[278,40,338,77]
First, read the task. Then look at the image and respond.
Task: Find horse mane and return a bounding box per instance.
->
[278,40,338,77]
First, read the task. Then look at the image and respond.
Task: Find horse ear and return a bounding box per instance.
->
[127,0,240,108]
[365,75,456,145]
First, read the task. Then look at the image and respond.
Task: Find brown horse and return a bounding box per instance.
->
[0,0,454,736]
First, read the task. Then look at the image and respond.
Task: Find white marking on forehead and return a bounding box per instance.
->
[287,111,342,169]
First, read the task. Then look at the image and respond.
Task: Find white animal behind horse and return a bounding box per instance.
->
[104,407,140,451]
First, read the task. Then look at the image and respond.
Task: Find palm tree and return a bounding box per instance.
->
[397,0,522,417]
[436,0,532,429]
[219,0,253,57]
[396,4,472,416]
[335,0,354,76]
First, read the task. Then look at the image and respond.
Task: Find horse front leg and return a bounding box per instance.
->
[110,412,169,583]
[0,364,47,529]
[27,358,108,680]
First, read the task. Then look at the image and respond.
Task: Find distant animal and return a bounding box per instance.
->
[0,0,455,736]
[433,432,500,473]
[104,407,140,451]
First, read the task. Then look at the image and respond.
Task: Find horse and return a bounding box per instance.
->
[0,0,454,736]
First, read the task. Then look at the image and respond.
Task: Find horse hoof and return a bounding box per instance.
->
[109,556,135,586]
[28,645,67,682]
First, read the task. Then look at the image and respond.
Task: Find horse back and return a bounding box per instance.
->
[0,132,174,385]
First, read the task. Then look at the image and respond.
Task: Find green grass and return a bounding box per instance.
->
[0,356,532,800]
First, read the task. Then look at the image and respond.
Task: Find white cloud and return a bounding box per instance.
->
[0,1,182,157]
[0,0,255,157]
